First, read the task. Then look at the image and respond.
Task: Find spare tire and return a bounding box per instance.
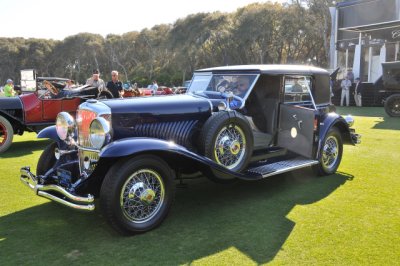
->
[199,111,253,173]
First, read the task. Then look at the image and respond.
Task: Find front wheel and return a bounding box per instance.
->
[100,155,175,235]
[384,94,400,117]
[37,142,58,176]
[313,127,343,176]
[0,115,14,153]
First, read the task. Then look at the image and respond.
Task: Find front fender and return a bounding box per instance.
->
[99,137,262,181]
[37,125,60,142]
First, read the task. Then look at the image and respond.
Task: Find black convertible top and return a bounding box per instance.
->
[196,64,329,76]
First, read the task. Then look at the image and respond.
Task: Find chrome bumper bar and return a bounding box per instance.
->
[351,133,361,144]
[20,167,95,211]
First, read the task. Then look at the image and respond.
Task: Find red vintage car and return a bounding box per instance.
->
[0,78,99,153]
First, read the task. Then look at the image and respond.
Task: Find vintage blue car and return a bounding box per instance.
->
[20,65,360,235]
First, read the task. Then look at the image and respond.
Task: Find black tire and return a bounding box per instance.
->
[0,115,14,153]
[199,111,253,173]
[100,155,175,235]
[384,94,400,117]
[313,127,343,176]
[36,142,58,176]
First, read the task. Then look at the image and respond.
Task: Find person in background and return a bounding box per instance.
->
[106,70,124,98]
[291,79,303,92]
[65,79,75,89]
[86,69,106,91]
[150,80,158,95]
[340,76,351,107]
[4,79,15,97]
[347,69,354,83]
[354,77,364,107]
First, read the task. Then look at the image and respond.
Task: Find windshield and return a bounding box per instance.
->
[188,73,258,99]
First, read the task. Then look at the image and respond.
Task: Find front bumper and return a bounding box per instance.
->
[20,167,95,211]
[350,131,361,144]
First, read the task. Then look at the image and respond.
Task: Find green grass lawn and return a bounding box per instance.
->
[0,107,399,265]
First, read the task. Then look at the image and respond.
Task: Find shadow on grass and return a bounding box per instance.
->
[372,116,400,130]
[0,170,353,265]
[0,139,51,158]
[335,106,385,117]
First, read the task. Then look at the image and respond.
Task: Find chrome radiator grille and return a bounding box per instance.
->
[76,109,98,176]
[76,109,97,148]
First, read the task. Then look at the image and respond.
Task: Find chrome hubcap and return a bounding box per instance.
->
[121,169,164,223]
[214,124,246,169]
[322,136,339,169]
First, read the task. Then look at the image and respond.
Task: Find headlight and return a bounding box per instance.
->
[56,112,76,140]
[89,117,110,149]
[344,115,354,127]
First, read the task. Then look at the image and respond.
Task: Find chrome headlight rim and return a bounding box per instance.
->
[344,114,355,127]
[89,117,110,149]
[56,112,76,141]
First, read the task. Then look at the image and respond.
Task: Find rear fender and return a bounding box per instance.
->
[318,113,353,149]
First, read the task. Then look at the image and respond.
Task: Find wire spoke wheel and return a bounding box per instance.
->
[120,169,165,224]
[322,135,339,169]
[214,124,246,170]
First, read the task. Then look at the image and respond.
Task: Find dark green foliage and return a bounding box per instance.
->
[0,1,333,86]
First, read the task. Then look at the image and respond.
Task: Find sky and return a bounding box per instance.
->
[1,0,288,40]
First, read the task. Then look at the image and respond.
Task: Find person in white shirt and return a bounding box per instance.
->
[340,76,352,106]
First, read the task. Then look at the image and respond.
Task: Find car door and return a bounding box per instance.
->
[277,75,316,158]
[277,104,315,158]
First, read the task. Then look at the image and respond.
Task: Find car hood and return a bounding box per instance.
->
[101,94,213,141]
[102,94,212,116]
[0,96,22,110]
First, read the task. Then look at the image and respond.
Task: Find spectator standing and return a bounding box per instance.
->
[86,69,106,91]
[354,77,364,107]
[106,71,124,98]
[347,69,354,83]
[150,80,158,95]
[4,79,15,97]
[340,76,351,106]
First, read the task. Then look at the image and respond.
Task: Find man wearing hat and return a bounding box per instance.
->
[4,79,15,97]
[86,69,106,91]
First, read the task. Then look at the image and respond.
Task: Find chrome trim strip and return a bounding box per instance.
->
[261,161,319,178]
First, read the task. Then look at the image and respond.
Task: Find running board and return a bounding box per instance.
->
[245,157,318,178]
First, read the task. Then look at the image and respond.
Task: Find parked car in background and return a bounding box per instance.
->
[20,65,360,235]
[0,79,99,153]
[380,62,400,117]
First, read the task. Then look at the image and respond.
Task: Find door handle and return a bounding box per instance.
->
[298,120,303,130]
[292,114,297,120]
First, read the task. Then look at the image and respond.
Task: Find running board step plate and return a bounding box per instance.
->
[245,157,318,178]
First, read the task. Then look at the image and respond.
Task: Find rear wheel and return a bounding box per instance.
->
[100,155,175,235]
[0,115,13,153]
[313,127,343,176]
[384,94,400,117]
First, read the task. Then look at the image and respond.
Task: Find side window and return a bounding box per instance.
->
[284,76,313,104]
